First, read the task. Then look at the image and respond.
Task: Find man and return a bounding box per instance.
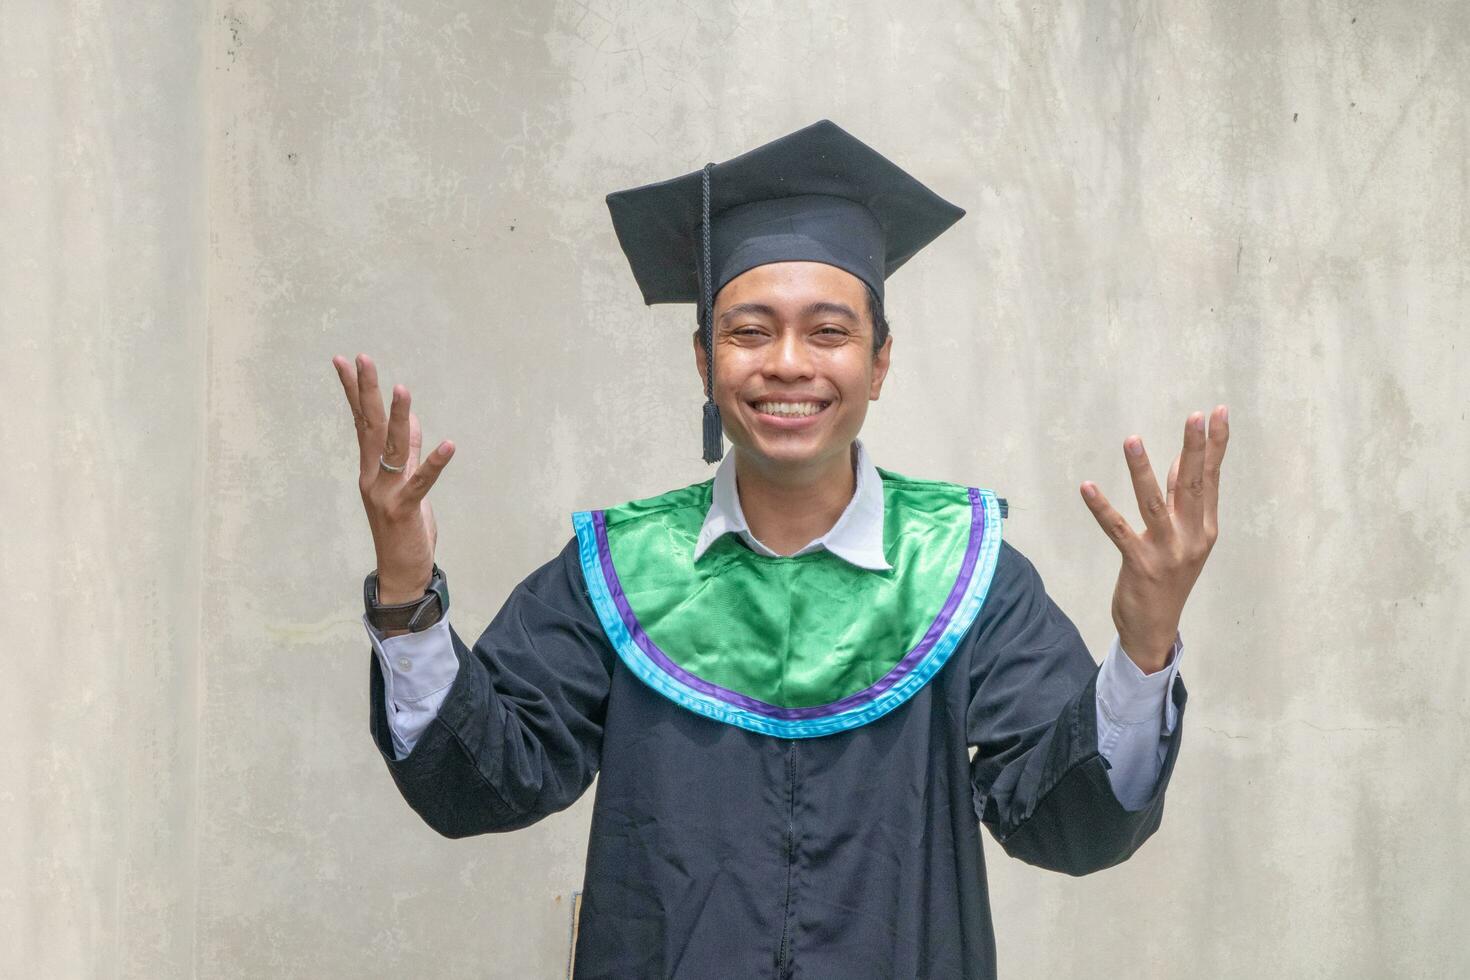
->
[333,120,1228,978]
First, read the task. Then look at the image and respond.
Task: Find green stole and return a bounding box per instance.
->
[572,469,1004,738]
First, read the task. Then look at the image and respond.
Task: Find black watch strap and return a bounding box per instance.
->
[364,564,449,633]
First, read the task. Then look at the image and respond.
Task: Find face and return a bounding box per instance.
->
[693,261,891,477]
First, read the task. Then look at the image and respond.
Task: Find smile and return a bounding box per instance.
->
[751,400,831,418]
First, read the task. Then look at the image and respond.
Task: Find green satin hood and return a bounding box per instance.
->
[572,469,1004,738]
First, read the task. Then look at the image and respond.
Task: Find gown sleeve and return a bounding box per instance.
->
[367,537,616,838]
[965,540,1188,875]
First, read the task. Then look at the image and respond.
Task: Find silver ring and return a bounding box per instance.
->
[378,454,406,473]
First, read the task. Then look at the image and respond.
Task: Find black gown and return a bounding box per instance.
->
[368,536,1187,979]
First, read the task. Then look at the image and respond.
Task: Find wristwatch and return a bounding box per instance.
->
[364,564,449,633]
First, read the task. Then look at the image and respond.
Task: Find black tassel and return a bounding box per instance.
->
[702,398,724,463]
[699,161,722,464]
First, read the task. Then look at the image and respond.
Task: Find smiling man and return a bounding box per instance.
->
[335,120,1229,979]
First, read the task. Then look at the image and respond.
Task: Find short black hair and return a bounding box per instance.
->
[866,286,889,355]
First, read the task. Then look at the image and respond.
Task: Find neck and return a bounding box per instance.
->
[734,444,857,556]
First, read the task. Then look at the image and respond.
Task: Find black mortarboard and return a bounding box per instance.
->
[605,119,965,463]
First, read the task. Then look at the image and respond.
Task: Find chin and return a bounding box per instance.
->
[723,399,863,471]
[735,432,848,470]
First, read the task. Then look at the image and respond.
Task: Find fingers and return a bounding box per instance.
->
[383,384,412,471]
[334,353,455,491]
[355,354,388,430]
[348,354,389,477]
[1175,410,1209,528]
[401,410,453,501]
[333,355,375,474]
[1202,404,1229,539]
[1080,481,1140,558]
[331,355,362,416]
[405,440,456,503]
[1122,435,1174,540]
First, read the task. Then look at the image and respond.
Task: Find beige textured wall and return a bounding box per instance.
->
[6,0,1467,977]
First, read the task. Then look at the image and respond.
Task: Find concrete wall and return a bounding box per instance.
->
[5,0,1467,976]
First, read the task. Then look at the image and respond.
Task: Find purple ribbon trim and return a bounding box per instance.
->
[591,486,985,720]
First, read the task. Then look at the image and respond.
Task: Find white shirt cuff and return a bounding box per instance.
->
[1094,631,1184,810]
[1097,631,1183,732]
[364,615,459,759]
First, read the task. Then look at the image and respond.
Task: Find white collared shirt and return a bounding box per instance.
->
[693,439,891,569]
[365,443,1183,809]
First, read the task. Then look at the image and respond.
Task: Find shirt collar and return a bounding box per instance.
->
[692,439,892,571]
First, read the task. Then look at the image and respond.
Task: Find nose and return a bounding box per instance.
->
[764,329,815,382]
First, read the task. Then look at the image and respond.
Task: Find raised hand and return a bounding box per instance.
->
[332,353,455,604]
[1079,405,1230,673]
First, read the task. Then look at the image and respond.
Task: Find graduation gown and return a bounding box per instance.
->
[368,531,1187,979]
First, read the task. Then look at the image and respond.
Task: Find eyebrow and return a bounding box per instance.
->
[718,301,861,325]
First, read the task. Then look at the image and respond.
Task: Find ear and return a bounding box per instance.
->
[868,333,892,400]
[692,327,709,391]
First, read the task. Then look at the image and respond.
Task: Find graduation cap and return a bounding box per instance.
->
[606,119,965,463]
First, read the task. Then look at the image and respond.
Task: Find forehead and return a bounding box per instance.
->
[715,261,867,310]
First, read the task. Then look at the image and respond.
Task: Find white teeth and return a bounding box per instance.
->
[754,401,826,417]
